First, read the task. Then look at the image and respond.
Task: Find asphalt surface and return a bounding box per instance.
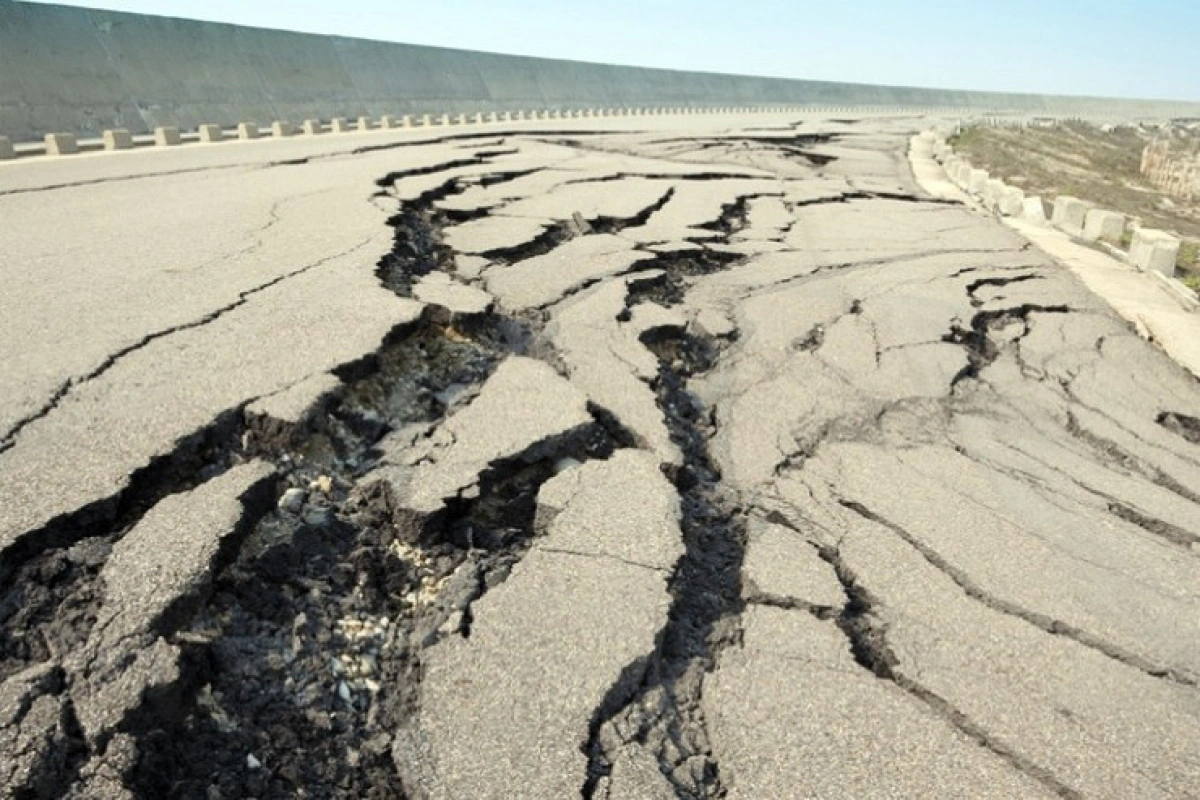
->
[1,112,1198,798]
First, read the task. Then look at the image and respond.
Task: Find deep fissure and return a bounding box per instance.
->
[581,254,747,798]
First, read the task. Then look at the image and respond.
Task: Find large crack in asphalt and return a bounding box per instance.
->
[119,178,638,798]
[580,242,751,799]
[944,303,1071,387]
[0,150,642,797]
[19,127,1191,798]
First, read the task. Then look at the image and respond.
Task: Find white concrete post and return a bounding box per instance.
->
[0,136,13,160]
[984,178,1006,209]
[1021,196,1047,224]
[357,116,374,131]
[1050,196,1089,236]
[421,114,433,126]
[999,187,1025,217]
[154,126,181,146]
[198,124,224,142]
[331,118,351,133]
[400,115,413,127]
[1130,229,1181,276]
[302,119,323,135]
[103,129,133,150]
[967,168,989,195]
[473,112,485,124]
[271,121,294,138]
[439,114,452,126]
[45,133,79,155]
[1081,209,1126,245]
[379,115,396,129]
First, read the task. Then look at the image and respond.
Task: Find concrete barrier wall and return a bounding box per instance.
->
[1140,133,1200,201]
[5,2,1200,142]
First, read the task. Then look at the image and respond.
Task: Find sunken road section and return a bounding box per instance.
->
[2,115,1200,798]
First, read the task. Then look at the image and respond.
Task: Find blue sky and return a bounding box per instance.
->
[22,0,1200,100]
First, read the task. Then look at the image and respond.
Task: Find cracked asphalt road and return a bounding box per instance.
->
[2,113,1199,798]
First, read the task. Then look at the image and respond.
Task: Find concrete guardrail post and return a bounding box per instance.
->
[331,118,350,133]
[1050,196,1089,236]
[271,121,294,138]
[103,128,133,150]
[473,112,485,124]
[1082,209,1126,245]
[0,136,13,160]
[439,114,452,126]
[420,114,433,126]
[1021,196,1048,224]
[198,124,224,142]
[1129,229,1181,276]
[303,119,323,135]
[45,132,79,156]
[379,115,396,129]
[967,168,989,195]
[357,116,374,131]
[984,178,1006,209]
[999,187,1025,217]
[237,123,259,140]
[399,115,413,127]
[155,126,181,146]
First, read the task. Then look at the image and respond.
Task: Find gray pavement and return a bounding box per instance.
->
[1,111,1198,798]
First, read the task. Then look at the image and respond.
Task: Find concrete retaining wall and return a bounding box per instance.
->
[1140,132,1200,201]
[6,2,1200,142]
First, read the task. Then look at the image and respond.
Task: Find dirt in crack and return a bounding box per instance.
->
[582,325,745,800]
